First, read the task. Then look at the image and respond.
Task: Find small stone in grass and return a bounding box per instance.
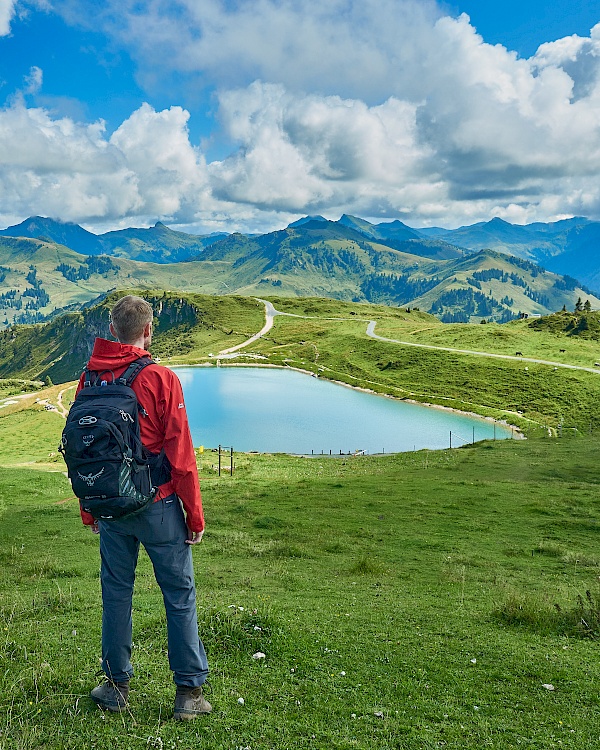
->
[542,684,555,691]
[237,697,245,705]
[252,651,266,660]
[374,711,384,719]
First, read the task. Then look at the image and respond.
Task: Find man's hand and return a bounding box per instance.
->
[186,529,204,545]
[90,522,100,535]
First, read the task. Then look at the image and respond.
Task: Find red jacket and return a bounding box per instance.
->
[76,338,204,532]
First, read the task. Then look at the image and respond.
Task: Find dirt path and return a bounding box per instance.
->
[216,299,279,356]
[365,321,600,373]
[56,384,76,417]
[217,299,600,376]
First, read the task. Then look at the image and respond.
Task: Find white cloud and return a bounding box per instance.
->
[0,0,16,36]
[53,0,443,103]
[201,11,600,226]
[0,101,223,226]
[24,66,43,95]
[209,82,435,215]
[3,1,600,231]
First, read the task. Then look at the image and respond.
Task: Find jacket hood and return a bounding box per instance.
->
[87,338,151,372]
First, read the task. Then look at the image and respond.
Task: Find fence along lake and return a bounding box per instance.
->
[174,366,513,454]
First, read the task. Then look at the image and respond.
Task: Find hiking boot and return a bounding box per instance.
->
[174,685,212,720]
[90,678,130,712]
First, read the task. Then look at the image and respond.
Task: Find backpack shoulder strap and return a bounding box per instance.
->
[117,356,156,387]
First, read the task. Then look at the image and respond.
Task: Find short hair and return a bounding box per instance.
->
[110,295,153,344]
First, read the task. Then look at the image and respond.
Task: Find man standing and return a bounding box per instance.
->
[79,295,211,719]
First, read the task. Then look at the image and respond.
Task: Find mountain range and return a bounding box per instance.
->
[0,214,599,328]
[0,216,226,263]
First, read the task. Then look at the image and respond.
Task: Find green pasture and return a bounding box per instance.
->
[153,295,600,432]
[178,299,600,434]
[4,292,600,433]
[1,402,600,748]
[258,297,600,368]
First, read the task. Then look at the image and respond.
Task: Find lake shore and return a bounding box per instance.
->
[169,360,525,441]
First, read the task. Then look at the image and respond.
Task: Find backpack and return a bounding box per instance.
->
[59,357,170,521]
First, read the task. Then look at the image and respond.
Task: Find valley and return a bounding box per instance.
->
[1,213,599,328]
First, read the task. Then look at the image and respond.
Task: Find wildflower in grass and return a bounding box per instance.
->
[237,697,245,705]
[470,658,477,664]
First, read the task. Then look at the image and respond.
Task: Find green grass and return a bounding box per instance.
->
[260,297,600,367]
[203,298,600,433]
[5,292,600,433]
[2,402,600,748]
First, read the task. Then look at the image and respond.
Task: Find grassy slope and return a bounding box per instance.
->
[1,403,600,749]
[176,297,599,432]
[0,237,239,325]
[3,235,598,328]
[0,292,266,383]
[407,250,600,318]
[3,293,600,431]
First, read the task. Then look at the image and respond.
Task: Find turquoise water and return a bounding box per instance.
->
[174,366,513,454]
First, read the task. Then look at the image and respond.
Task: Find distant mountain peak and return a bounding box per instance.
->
[287,215,328,228]
[0,215,102,254]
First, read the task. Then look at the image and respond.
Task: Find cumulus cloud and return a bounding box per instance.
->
[201,13,600,226]
[0,101,222,226]
[4,1,600,230]
[0,0,16,36]
[52,0,443,103]
[209,82,436,216]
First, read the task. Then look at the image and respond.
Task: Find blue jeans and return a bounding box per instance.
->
[98,495,209,687]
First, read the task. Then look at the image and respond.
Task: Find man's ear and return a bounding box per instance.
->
[109,322,118,339]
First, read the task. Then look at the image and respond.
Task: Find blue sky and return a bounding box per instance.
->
[454,0,599,57]
[0,0,599,233]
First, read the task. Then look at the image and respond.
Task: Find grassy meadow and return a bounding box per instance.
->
[163,296,600,434]
[4,291,600,434]
[1,395,600,749]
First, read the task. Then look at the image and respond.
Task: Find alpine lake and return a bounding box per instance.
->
[173,366,514,455]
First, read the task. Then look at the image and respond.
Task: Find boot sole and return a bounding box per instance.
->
[174,708,212,720]
[90,697,128,713]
